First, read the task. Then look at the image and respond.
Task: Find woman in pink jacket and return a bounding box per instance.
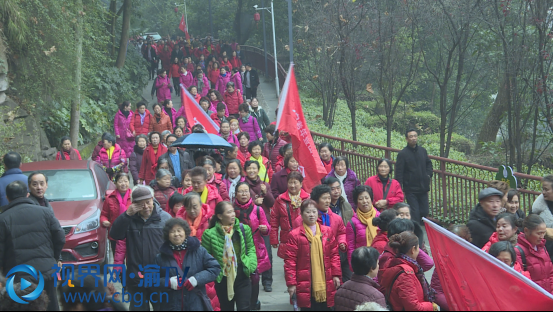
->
[95,134,127,181]
[230,68,243,94]
[233,182,271,310]
[179,66,194,90]
[155,69,172,104]
[238,104,262,141]
[215,67,231,95]
[194,71,210,97]
[114,101,134,157]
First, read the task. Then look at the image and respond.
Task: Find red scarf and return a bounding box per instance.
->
[148,144,168,176]
[234,198,254,226]
[322,159,333,174]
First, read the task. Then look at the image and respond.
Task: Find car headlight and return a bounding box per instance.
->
[74,209,100,234]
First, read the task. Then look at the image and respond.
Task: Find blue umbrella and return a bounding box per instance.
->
[170,133,232,149]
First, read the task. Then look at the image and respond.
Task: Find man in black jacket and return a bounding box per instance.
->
[159,134,194,186]
[244,63,260,100]
[110,185,171,311]
[27,172,54,212]
[466,188,504,248]
[395,129,433,224]
[0,181,65,311]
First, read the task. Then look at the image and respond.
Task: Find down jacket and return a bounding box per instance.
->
[152,184,177,213]
[179,72,194,90]
[245,176,275,214]
[293,209,347,247]
[364,175,405,209]
[194,76,210,97]
[531,194,553,228]
[270,190,311,258]
[224,89,244,115]
[201,219,258,283]
[263,138,288,171]
[466,203,497,249]
[238,115,262,141]
[110,202,172,287]
[176,203,212,240]
[334,274,386,311]
[100,189,132,241]
[149,112,173,133]
[114,109,134,157]
[230,72,243,94]
[515,234,553,293]
[155,237,221,311]
[379,257,434,311]
[234,201,272,273]
[129,146,144,183]
[95,144,127,178]
[130,109,152,136]
[138,144,168,185]
[326,169,361,210]
[207,176,230,202]
[215,74,231,95]
[155,75,172,103]
[394,144,433,194]
[180,184,223,216]
[377,244,434,283]
[346,210,381,266]
[371,230,389,254]
[284,224,341,309]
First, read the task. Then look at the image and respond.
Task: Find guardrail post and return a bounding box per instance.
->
[385,150,391,160]
[341,141,345,152]
[441,160,448,219]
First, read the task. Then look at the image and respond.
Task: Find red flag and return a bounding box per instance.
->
[275,65,327,192]
[178,15,190,40]
[424,218,553,311]
[181,85,220,134]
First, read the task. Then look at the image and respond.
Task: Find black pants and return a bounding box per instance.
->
[215,266,252,311]
[250,271,260,309]
[172,77,180,96]
[126,285,161,311]
[245,87,258,100]
[149,61,158,80]
[405,192,429,224]
[44,276,60,311]
[262,235,273,287]
[301,297,332,311]
[339,250,352,282]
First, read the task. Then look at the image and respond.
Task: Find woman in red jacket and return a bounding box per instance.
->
[247,141,273,183]
[481,213,518,253]
[100,172,131,257]
[131,102,151,136]
[138,131,168,185]
[284,199,341,310]
[364,158,404,210]
[199,156,230,201]
[56,136,82,160]
[515,214,553,293]
[380,232,437,311]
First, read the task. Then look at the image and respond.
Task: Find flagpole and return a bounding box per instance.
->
[183,0,188,29]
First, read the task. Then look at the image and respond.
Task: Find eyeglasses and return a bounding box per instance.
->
[237,191,250,195]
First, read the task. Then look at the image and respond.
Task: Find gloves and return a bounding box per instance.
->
[184,277,197,291]
[170,276,179,290]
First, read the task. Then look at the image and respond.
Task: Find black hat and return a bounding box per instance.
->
[478,188,504,201]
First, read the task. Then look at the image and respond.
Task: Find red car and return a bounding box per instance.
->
[21,160,115,265]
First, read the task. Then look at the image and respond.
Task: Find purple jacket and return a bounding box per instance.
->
[194,76,210,97]
[155,75,172,103]
[263,138,288,171]
[129,149,143,183]
[270,168,289,199]
[431,270,448,311]
[114,110,134,157]
[346,212,381,269]
[326,169,361,210]
[239,116,262,141]
[230,72,243,94]
[334,274,387,311]
[179,72,194,90]
[215,74,231,95]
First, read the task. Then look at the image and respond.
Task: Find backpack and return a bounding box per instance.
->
[385,270,405,311]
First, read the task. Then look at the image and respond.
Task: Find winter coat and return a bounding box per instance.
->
[194,76,211,97]
[234,202,272,273]
[91,141,104,164]
[209,100,229,117]
[149,112,173,133]
[155,238,221,311]
[467,203,497,249]
[230,72,243,94]
[155,75,172,103]
[334,274,386,311]
[130,109,152,136]
[332,196,355,227]
[245,176,275,213]
[0,169,29,207]
[152,184,176,213]
[270,190,311,258]
[326,169,362,210]
[515,234,553,293]
[55,148,82,160]
[179,72,195,90]
[215,74,231,95]
[114,110,135,157]
[245,69,260,88]
[239,116,262,143]
[159,49,172,71]
[371,231,389,254]
[271,168,292,199]
[201,219,258,282]
[0,197,65,276]
[346,210,381,267]
[230,57,242,72]
[531,194,553,228]
[430,270,448,311]
[263,138,288,171]
[293,210,347,247]
[250,107,270,133]
[395,145,433,194]
[219,60,233,72]
[180,184,223,216]
[27,194,53,212]
[129,146,144,182]
[284,224,341,308]
[364,175,405,209]
[95,144,127,176]
[224,90,244,115]
[380,257,434,311]
[208,69,220,87]
[158,150,194,179]
[100,189,131,241]
[169,63,181,79]
[220,132,238,145]
[139,144,168,185]
[176,203,212,240]
[377,245,434,283]
[110,202,172,287]
[207,176,230,202]
[164,107,177,128]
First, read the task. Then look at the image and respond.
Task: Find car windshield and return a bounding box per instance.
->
[23,170,97,201]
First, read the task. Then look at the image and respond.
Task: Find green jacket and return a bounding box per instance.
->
[201,219,258,283]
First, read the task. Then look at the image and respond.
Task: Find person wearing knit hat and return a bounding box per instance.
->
[467,187,505,249]
[110,185,171,310]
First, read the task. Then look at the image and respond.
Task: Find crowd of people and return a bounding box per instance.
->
[1,35,553,312]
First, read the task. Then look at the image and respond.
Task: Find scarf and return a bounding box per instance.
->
[357,207,378,246]
[116,189,130,216]
[320,210,330,227]
[289,192,302,209]
[379,175,389,197]
[147,144,168,176]
[221,224,238,300]
[234,198,254,226]
[399,254,435,303]
[106,146,115,160]
[121,109,130,119]
[227,176,242,202]
[155,113,161,124]
[139,111,146,125]
[169,240,188,251]
[303,223,326,303]
[186,209,203,237]
[322,158,333,173]
[334,171,349,203]
[250,156,268,182]
[241,114,250,124]
[200,186,208,204]
[133,144,145,155]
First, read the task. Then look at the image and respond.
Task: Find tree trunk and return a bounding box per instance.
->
[109,0,117,57]
[115,0,131,68]
[475,77,508,152]
[234,0,244,43]
[70,0,84,148]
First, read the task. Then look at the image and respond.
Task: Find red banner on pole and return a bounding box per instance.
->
[275,65,327,192]
[179,14,189,40]
[181,85,219,134]
[424,218,553,311]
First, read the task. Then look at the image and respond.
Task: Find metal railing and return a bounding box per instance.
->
[241,45,287,90]
[311,132,542,222]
